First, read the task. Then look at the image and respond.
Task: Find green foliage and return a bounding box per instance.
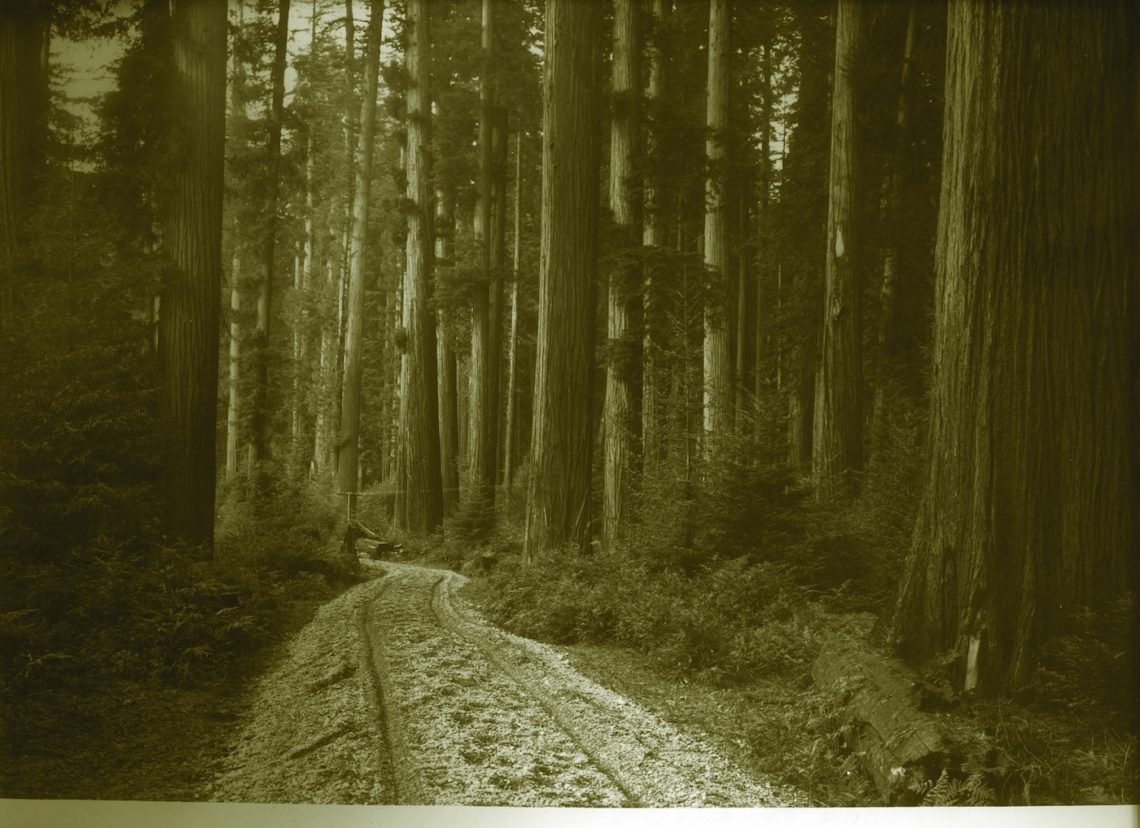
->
[742,684,874,806]
[900,697,1138,806]
[474,544,821,687]
[446,491,497,550]
[1033,595,1136,715]
[215,478,356,586]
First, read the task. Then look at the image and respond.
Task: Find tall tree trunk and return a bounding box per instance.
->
[337,0,384,521]
[491,106,508,477]
[397,0,444,533]
[812,0,865,497]
[290,241,303,454]
[784,6,830,474]
[641,0,670,470]
[468,0,501,508]
[331,0,356,482]
[787,373,813,469]
[503,131,523,506]
[868,2,916,451]
[603,0,641,548]
[314,231,337,476]
[158,0,226,550]
[890,0,1136,693]
[753,41,772,446]
[701,0,731,454]
[0,8,49,331]
[250,0,290,471]
[524,0,600,560]
[436,187,460,515]
[224,4,247,483]
[340,0,357,295]
[225,245,242,480]
[291,5,319,476]
[733,172,751,430]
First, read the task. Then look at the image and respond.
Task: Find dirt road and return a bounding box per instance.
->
[204,561,802,806]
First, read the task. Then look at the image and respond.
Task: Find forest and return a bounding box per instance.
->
[0,0,1136,809]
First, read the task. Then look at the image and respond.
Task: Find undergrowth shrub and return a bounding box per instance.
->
[627,403,922,621]
[743,685,873,806]
[2,466,358,766]
[1032,594,1136,715]
[476,544,821,686]
[216,477,355,585]
[441,491,498,566]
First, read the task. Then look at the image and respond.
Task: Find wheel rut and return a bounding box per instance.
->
[426,571,643,806]
[355,570,420,804]
[359,562,627,805]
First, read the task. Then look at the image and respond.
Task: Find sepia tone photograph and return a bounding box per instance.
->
[0,0,1136,822]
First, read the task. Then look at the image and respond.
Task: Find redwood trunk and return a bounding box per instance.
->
[641,0,670,469]
[890,0,1136,693]
[524,0,600,559]
[812,0,865,497]
[868,3,916,450]
[436,188,460,514]
[701,0,731,453]
[225,246,242,480]
[502,132,523,502]
[468,0,500,507]
[753,40,772,446]
[337,0,384,509]
[397,0,444,532]
[158,0,226,549]
[602,0,641,548]
[250,0,290,469]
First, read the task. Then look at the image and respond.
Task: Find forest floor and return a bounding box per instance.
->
[6,551,1131,807]
[202,560,807,806]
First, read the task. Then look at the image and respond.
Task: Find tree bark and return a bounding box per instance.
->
[787,373,812,470]
[733,171,751,431]
[491,106,508,474]
[641,0,670,471]
[602,0,641,548]
[868,2,916,451]
[890,0,1136,693]
[332,0,357,482]
[783,5,830,474]
[290,5,319,476]
[524,0,600,560]
[812,0,865,498]
[502,131,523,504]
[158,0,226,550]
[224,5,247,483]
[436,187,460,515]
[701,0,731,454]
[397,0,444,533]
[468,0,501,508]
[337,0,385,517]
[814,638,949,803]
[753,40,772,446]
[249,0,290,473]
[314,228,339,477]
[225,245,242,481]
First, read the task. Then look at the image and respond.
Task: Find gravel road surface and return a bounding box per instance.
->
[204,561,803,806]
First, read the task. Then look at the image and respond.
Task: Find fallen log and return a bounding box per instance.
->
[812,637,952,803]
[366,539,403,560]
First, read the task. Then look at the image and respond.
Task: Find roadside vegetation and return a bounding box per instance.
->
[0,291,358,795]
[393,419,1137,806]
